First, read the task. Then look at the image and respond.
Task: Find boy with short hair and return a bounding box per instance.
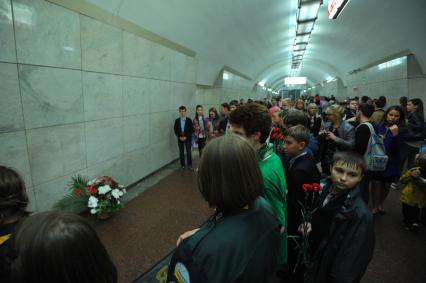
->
[282,125,319,279]
[174,106,194,169]
[229,103,288,267]
[302,151,375,283]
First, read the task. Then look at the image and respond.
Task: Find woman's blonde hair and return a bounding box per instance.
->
[325,104,345,118]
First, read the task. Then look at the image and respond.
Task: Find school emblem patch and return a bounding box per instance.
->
[174,262,190,283]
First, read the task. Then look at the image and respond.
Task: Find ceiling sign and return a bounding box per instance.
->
[328,0,350,19]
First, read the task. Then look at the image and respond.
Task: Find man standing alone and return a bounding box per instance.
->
[174,106,194,169]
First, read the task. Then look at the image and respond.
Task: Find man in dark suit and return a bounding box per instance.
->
[174,106,194,169]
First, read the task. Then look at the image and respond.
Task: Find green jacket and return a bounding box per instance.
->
[258,143,288,264]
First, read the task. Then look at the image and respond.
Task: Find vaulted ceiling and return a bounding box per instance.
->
[87,0,426,88]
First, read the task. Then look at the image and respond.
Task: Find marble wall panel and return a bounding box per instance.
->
[83,72,122,121]
[122,31,152,77]
[0,62,24,132]
[185,56,197,83]
[149,140,175,171]
[0,0,16,62]
[150,43,171,80]
[19,65,84,129]
[0,131,32,187]
[122,77,150,116]
[124,147,153,185]
[87,155,127,186]
[13,0,81,68]
[85,117,123,166]
[149,80,171,113]
[170,50,186,83]
[149,112,173,144]
[408,77,426,99]
[27,123,86,186]
[26,187,37,212]
[123,114,150,153]
[81,15,122,74]
[33,169,87,211]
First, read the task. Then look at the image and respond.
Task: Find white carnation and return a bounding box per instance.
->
[88,196,98,208]
[111,189,121,199]
[98,185,112,195]
[90,208,97,214]
[87,179,96,186]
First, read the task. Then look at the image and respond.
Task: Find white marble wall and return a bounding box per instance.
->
[343,57,408,106]
[195,71,263,112]
[0,0,197,211]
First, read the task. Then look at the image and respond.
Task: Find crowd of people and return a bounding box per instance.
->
[0,94,425,282]
[171,94,426,282]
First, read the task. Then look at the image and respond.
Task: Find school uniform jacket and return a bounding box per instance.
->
[174,117,194,139]
[167,197,281,283]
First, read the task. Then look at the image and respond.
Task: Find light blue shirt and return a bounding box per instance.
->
[180,117,186,133]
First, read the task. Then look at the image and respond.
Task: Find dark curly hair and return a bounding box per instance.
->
[229,103,271,144]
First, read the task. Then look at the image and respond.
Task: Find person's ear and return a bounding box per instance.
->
[298,141,306,151]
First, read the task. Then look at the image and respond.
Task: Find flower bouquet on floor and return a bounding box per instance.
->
[54,175,126,219]
[289,183,322,272]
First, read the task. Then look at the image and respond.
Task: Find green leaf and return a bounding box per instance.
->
[53,192,88,214]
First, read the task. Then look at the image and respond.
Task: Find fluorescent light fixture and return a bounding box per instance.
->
[378,57,404,70]
[328,0,350,19]
[293,45,306,52]
[293,50,305,56]
[295,33,311,44]
[296,20,315,34]
[298,1,321,21]
[223,72,230,80]
[285,77,307,85]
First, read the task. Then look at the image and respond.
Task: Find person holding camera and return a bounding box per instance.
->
[318,104,355,175]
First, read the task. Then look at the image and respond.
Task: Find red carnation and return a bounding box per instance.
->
[276,134,284,140]
[74,189,82,196]
[312,183,322,192]
[271,133,277,139]
[273,127,279,133]
[302,184,313,192]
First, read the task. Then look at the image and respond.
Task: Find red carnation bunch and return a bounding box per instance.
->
[270,127,285,153]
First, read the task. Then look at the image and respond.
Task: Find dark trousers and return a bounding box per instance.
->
[402,143,420,169]
[178,139,192,167]
[360,173,371,204]
[402,203,426,226]
[197,137,206,157]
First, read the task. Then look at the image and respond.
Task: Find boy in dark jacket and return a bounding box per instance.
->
[283,125,319,280]
[302,151,375,283]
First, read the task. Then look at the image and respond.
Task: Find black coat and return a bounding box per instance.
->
[174,117,194,139]
[286,153,320,234]
[305,183,375,283]
[406,112,425,142]
[167,197,280,283]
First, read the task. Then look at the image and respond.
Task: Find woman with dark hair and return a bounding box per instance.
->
[208,107,220,137]
[8,211,117,283]
[193,105,210,157]
[167,135,281,283]
[371,106,407,214]
[0,166,29,282]
[404,98,425,169]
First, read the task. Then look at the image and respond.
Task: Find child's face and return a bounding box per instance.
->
[283,136,305,157]
[330,161,363,191]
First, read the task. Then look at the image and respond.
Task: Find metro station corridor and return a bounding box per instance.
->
[1,0,426,282]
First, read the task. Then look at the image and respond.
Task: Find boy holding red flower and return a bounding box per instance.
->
[301,151,374,283]
[282,125,320,279]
